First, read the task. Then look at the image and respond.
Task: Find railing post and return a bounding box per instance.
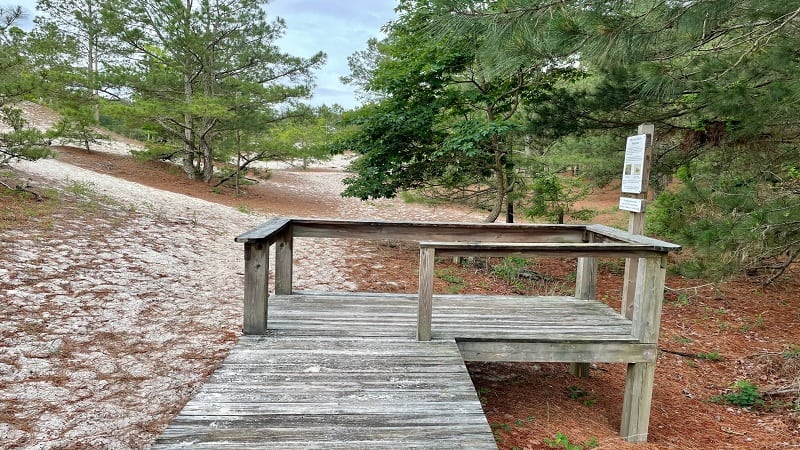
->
[243,241,269,334]
[575,257,598,300]
[621,255,666,442]
[571,231,598,378]
[621,123,655,319]
[275,228,293,295]
[417,246,435,341]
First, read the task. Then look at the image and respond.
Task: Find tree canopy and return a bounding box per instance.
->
[336,0,583,222]
[0,7,51,165]
[454,0,800,280]
[335,0,800,279]
[1,0,329,184]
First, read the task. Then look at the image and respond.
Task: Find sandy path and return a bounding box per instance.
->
[2,144,482,449]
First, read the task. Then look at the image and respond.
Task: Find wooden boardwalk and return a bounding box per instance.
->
[156,218,679,446]
[154,292,646,448]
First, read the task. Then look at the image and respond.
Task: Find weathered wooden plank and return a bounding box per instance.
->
[242,242,269,334]
[157,423,493,442]
[417,247,434,341]
[175,400,488,416]
[199,363,472,375]
[458,341,657,363]
[586,223,681,251]
[621,362,656,443]
[199,378,478,392]
[621,255,638,319]
[162,412,492,427]
[156,333,495,448]
[631,256,667,343]
[575,253,597,377]
[288,311,621,323]
[155,438,495,450]
[575,258,597,301]
[274,229,293,295]
[271,293,622,310]
[220,352,467,366]
[190,389,481,403]
[235,217,291,243]
[421,241,665,259]
[290,218,587,243]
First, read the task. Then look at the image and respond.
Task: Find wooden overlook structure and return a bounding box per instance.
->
[156,218,680,448]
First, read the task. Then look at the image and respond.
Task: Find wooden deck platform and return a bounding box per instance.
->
[156,218,679,446]
[154,292,650,448]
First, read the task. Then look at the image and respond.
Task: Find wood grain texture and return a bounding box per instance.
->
[242,242,269,335]
[274,229,293,295]
[621,362,656,443]
[235,217,291,243]
[420,241,667,259]
[417,247,435,341]
[154,334,495,449]
[157,290,668,447]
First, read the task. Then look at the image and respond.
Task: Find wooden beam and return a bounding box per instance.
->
[274,227,293,295]
[458,341,656,363]
[631,256,667,343]
[291,219,587,243]
[621,362,656,443]
[235,217,291,243]
[621,124,655,319]
[620,255,666,443]
[417,247,435,341]
[421,241,666,259]
[243,242,269,334]
[586,224,680,251]
[572,243,598,377]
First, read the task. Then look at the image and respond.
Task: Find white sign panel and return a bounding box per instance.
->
[619,197,645,213]
[621,134,647,193]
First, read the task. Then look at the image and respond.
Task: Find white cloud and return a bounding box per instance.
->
[267,0,396,108]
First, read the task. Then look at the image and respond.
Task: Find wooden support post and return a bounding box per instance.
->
[571,250,598,378]
[630,256,667,343]
[621,362,656,443]
[621,256,667,442]
[575,258,597,301]
[621,124,654,319]
[243,242,269,334]
[274,230,293,295]
[418,247,435,341]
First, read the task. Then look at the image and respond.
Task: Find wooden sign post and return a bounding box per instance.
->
[621,124,654,319]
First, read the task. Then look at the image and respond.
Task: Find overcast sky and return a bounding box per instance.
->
[10,0,398,109]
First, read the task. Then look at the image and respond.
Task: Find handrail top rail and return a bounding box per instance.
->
[235,217,681,253]
[420,241,673,257]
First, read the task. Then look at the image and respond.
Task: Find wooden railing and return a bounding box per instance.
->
[235,217,680,443]
[235,218,679,337]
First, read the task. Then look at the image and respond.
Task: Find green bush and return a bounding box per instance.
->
[712,380,763,408]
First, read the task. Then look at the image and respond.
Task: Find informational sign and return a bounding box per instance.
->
[619,197,645,213]
[621,134,647,193]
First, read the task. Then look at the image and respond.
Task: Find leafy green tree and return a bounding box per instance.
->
[103,0,325,182]
[336,0,574,222]
[436,0,800,279]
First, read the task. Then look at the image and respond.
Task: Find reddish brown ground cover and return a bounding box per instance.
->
[51,146,800,449]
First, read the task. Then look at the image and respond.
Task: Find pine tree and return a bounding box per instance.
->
[0,7,51,166]
[437,0,800,279]
[103,0,325,182]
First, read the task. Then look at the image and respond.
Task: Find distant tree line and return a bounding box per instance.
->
[0,0,338,183]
